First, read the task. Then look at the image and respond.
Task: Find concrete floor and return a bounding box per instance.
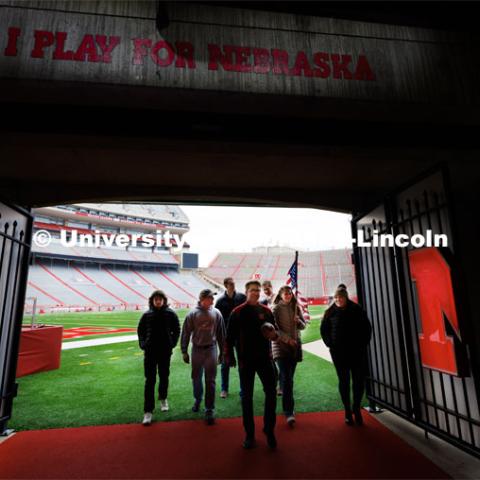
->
[304,339,480,478]
[373,410,480,479]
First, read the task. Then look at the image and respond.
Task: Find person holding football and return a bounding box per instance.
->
[224,280,279,450]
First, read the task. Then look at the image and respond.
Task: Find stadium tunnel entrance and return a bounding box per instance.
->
[1,0,480,465]
[3,201,356,434]
[1,164,480,460]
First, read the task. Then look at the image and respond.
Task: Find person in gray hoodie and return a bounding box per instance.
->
[272,285,306,427]
[181,289,225,425]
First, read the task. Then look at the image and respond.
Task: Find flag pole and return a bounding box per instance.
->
[294,250,299,297]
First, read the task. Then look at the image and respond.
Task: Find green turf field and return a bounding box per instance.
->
[301,306,324,343]
[10,345,341,431]
[12,305,338,430]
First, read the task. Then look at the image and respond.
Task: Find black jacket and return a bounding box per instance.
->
[320,300,372,354]
[225,302,277,366]
[137,306,180,352]
[215,291,246,326]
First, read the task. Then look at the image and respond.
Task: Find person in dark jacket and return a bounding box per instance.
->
[138,289,180,426]
[214,277,246,398]
[320,287,372,426]
[225,280,279,450]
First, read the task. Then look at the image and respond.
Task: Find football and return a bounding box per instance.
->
[260,322,276,339]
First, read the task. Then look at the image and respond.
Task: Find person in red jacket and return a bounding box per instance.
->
[225,280,279,450]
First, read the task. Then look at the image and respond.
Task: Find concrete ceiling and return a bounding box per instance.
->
[0,127,457,214]
[1,81,478,215]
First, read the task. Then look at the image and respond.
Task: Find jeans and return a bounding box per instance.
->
[277,365,284,392]
[239,360,277,437]
[221,361,243,396]
[144,349,172,413]
[330,349,367,411]
[191,345,218,413]
[220,362,229,392]
[275,357,297,416]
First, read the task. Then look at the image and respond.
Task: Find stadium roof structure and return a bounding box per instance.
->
[74,203,189,225]
[33,204,190,235]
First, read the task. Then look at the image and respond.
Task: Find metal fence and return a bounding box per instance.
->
[353,167,480,457]
[0,201,32,435]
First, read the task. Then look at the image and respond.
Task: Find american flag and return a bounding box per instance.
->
[286,253,310,322]
[297,291,311,322]
[286,259,298,290]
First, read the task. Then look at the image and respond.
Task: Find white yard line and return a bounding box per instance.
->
[60,331,330,361]
[302,339,332,363]
[62,335,138,350]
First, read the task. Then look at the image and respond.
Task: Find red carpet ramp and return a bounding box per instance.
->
[0,411,449,479]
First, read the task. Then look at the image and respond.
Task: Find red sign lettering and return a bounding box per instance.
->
[30,30,121,63]
[207,43,375,81]
[31,30,55,58]
[252,48,270,74]
[331,54,353,80]
[150,40,175,66]
[408,247,466,376]
[4,27,21,57]
[6,26,376,81]
[174,41,195,69]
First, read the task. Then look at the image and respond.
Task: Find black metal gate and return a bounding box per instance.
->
[0,201,32,435]
[352,166,480,457]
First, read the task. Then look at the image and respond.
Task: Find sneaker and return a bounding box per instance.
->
[142,412,153,426]
[345,411,354,426]
[265,431,277,450]
[353,408,363,426]
[286,415,296,427]
[192,401,200,413]
[220,390,228,398]
[160,399,169,412]
[242,436,256,449]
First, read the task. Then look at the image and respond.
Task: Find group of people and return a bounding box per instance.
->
[137,277,371,449]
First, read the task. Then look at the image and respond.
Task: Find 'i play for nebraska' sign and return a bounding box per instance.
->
[0,2,466,102]
[3,27,376,81]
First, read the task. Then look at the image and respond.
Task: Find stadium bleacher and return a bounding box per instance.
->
[204,249,356,300]
[27,262,205,312]
[26,203,211,313]
[26,203,356,313]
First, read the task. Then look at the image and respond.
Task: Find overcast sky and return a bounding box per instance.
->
[179,206,353,267]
